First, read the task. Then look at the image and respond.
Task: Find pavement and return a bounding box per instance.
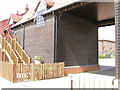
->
[90,58,115,76]
[0,58,116,89]
[0,76,71,89]
[69,58,117,88]
[99,58,115,66]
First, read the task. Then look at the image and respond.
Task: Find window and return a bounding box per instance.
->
[36,8,46,26]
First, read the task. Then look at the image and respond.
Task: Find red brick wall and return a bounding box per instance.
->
[0,19,8,36]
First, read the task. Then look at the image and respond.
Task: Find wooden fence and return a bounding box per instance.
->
[0,61,64,83]
[30,62,64,81]
[0,62,16,82]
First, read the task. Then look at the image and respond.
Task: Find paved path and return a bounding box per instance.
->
[99,58,115,66]
[0,76,71,89]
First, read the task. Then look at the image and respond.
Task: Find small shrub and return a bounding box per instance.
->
[34,56,42,61]
[99,55,105,59]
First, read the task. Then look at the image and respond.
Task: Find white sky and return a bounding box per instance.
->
[98,25,115,41]
[0,0,115,41]
[0,0,39,21]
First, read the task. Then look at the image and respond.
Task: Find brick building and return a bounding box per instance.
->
[98,40,115,57]
[0,19,9,37]
[11,1,115,74]
[0,19,9,61]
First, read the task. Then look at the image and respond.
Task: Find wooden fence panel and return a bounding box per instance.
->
[16,64,30,82]
[0,62,16,83]
[30,62,64,81]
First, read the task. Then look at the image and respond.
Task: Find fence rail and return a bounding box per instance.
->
[0,62,64,83]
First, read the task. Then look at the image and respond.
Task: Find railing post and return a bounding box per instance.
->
[3,52,6,62]
[14,38,17,50]
[21,49,23,61]
[30,63,35,81]
[3,38,6,50]
[13,64,17,83]
[29,58,31,64]
[17,57,19,64]
[10,46,12,57]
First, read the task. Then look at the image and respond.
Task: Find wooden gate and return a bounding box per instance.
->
[16,64,30,82]
[70,73,118,89]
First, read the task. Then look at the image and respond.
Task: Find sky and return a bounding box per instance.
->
[98,25,115,41]
[0,0,38,21]
[0,0,115,41]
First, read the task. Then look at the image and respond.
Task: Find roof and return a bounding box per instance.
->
[98,39,115,43]
[0,19,8,23]
[11,0,79,28]
[43,0,80,15]
[43,0,114,15]
[11,0,54,28]
[11,10,35,28]
[11,14,22,22]
[34,0,54,12]
[11,0,114,28]
[44,0,55,7]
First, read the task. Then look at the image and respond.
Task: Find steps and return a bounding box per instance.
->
[13,50,23,63]
[0,33,31,64]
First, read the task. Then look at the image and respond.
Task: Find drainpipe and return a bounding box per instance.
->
[54,13,58,63]
[115,0,120,89]
[54,12,62,63]
[21,24,25,50]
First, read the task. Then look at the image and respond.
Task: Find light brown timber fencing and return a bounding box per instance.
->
[30,62,64,81]
[0,62,64,83]
[0,33,31,64]
[0,62,16,83]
